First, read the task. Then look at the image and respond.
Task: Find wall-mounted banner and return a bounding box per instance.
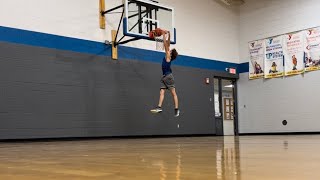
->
[283,31,305,76]
[264,36,284,78]
[304,28,320,71]
[248,40,264,79]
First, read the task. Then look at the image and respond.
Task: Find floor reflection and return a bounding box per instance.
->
[0,137,242,180]
[2,135,320,179]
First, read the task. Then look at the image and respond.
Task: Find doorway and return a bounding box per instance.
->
[214,77,238,136]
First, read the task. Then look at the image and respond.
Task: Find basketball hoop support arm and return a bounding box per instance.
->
[116,37,140,45]
[100,1,160,47]
[114,12,150,46]
[100,3,141,48]
[101,4,124,16]
[100,2,134,15]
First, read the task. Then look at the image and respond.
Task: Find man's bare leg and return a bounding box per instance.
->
[170,88,180,117]
[151,89,165,113]
[158,89,165,107]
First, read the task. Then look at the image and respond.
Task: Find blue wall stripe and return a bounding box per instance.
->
[0,26,249,73]
[0,26,111,56]
[118,46,240,72]
[238,62,249,74]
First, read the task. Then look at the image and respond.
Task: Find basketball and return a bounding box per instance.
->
[149,28,164,39]
[155,28,163,36]
[148,31,155,39]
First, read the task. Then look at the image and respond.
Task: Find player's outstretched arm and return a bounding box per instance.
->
[166,31,171,48]
[164,31,170,62]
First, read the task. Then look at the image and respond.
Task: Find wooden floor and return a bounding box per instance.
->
[0,135,319,180]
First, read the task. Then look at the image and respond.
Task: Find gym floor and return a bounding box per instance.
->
[0,135,319,179]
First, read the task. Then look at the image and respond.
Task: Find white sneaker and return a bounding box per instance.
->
[150,107,163,113]
[174,109,180,117]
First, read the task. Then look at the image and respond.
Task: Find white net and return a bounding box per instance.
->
[154,33,168,51]
[155,35,164,50]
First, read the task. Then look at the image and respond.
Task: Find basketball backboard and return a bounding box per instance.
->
[123,0,176,44]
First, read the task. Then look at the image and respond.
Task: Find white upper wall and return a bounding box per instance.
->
[0,0,105,42]
[165,0,239,63]
[239,0,320,63]
[0,0,240,63]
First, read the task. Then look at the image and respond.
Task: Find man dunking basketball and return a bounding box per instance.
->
[150,30,180,117]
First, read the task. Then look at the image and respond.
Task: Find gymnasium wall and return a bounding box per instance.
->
[0,0,240,63]
[0,0,241,139]
[238,0,320,133]
[0,40,225,139]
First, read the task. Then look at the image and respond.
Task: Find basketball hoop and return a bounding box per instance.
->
[149,28,168,50]
[155,35,165,50]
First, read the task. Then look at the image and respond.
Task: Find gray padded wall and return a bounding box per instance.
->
[0,42,217,139]
[238,72,320,134]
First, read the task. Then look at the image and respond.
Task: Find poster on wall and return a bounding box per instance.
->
[264,36,284,79]
[304,27,320,71]
[283,31,305,76]
[248,40,264,79]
